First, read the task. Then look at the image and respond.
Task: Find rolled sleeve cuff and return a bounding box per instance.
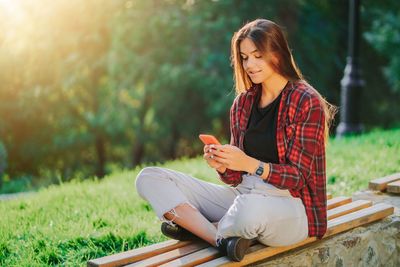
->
[263,162,273,183]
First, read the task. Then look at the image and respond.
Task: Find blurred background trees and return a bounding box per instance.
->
[0,0,399,190]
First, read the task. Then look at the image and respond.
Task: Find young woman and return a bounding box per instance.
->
[135,18,337,262]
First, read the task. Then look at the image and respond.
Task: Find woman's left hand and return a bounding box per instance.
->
[209,144,251,172]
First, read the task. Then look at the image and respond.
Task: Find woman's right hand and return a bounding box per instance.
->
[203,145,227,173]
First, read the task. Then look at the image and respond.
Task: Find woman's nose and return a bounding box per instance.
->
[247,57,256,68]
[245,57,257,70]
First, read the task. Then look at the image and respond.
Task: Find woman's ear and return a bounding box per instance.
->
[264,52,279,66]
[269,53,279,65]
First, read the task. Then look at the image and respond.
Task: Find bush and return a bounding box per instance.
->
[364,0,400,93]
[0,142,7,188]
[0,175,34,194]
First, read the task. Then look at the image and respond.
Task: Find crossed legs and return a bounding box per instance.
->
[135,167,237,245]
[163,203,219,246]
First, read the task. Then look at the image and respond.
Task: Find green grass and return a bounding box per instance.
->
[0,127,399,266]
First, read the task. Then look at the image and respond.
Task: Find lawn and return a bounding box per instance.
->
[0,128,399,266]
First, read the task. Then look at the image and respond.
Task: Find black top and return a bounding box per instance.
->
[243,87,283,164]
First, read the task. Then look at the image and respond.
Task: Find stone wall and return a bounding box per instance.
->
[253,190,400,267]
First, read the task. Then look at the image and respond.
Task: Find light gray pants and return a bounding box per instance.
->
[135,166,308,247]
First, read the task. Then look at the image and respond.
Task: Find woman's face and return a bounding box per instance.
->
[239,38,275,84]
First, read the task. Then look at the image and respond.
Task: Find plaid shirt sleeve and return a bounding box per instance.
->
[264,94,325,190]
[217,96,244,186]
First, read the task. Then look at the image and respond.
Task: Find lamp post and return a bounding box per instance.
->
[336,0,365,137]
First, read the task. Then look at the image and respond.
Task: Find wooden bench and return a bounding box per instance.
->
[87,193,394,267]
[369,172,400,194]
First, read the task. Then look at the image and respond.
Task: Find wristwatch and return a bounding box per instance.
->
[254,161,264,176]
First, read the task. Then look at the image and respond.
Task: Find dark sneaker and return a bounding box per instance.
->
[215,237,229,255]
[161,222,199,241]
[216,237,252,262]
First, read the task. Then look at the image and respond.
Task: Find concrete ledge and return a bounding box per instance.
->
[253,190,400,267]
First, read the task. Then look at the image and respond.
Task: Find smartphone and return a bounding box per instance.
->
[199,134,221,145]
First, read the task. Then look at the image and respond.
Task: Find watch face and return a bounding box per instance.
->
[256,167,264,175]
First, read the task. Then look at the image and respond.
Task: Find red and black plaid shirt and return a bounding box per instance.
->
[218,80,327,239]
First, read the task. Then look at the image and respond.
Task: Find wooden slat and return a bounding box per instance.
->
[327,200,372,220]
[158,239,258,267]
[87,240,191,267]
[387,180,400,194]
[326,203,394,231]
[369,172,400,191]
[158,246,221,267]
[197,203,394,267]
[125,241,209,267]
[327,196,352,210]
[326,193,332,199]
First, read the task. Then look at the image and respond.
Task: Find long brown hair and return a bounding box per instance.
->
[231,19,338,144]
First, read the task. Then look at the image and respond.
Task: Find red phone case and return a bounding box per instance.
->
[199,134,221,145]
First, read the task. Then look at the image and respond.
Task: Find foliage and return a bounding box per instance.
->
[0,175,32,194]
[0,0,399,184]
[0,141,6,188]
[364,0,400,92]
[0,127,399,266]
